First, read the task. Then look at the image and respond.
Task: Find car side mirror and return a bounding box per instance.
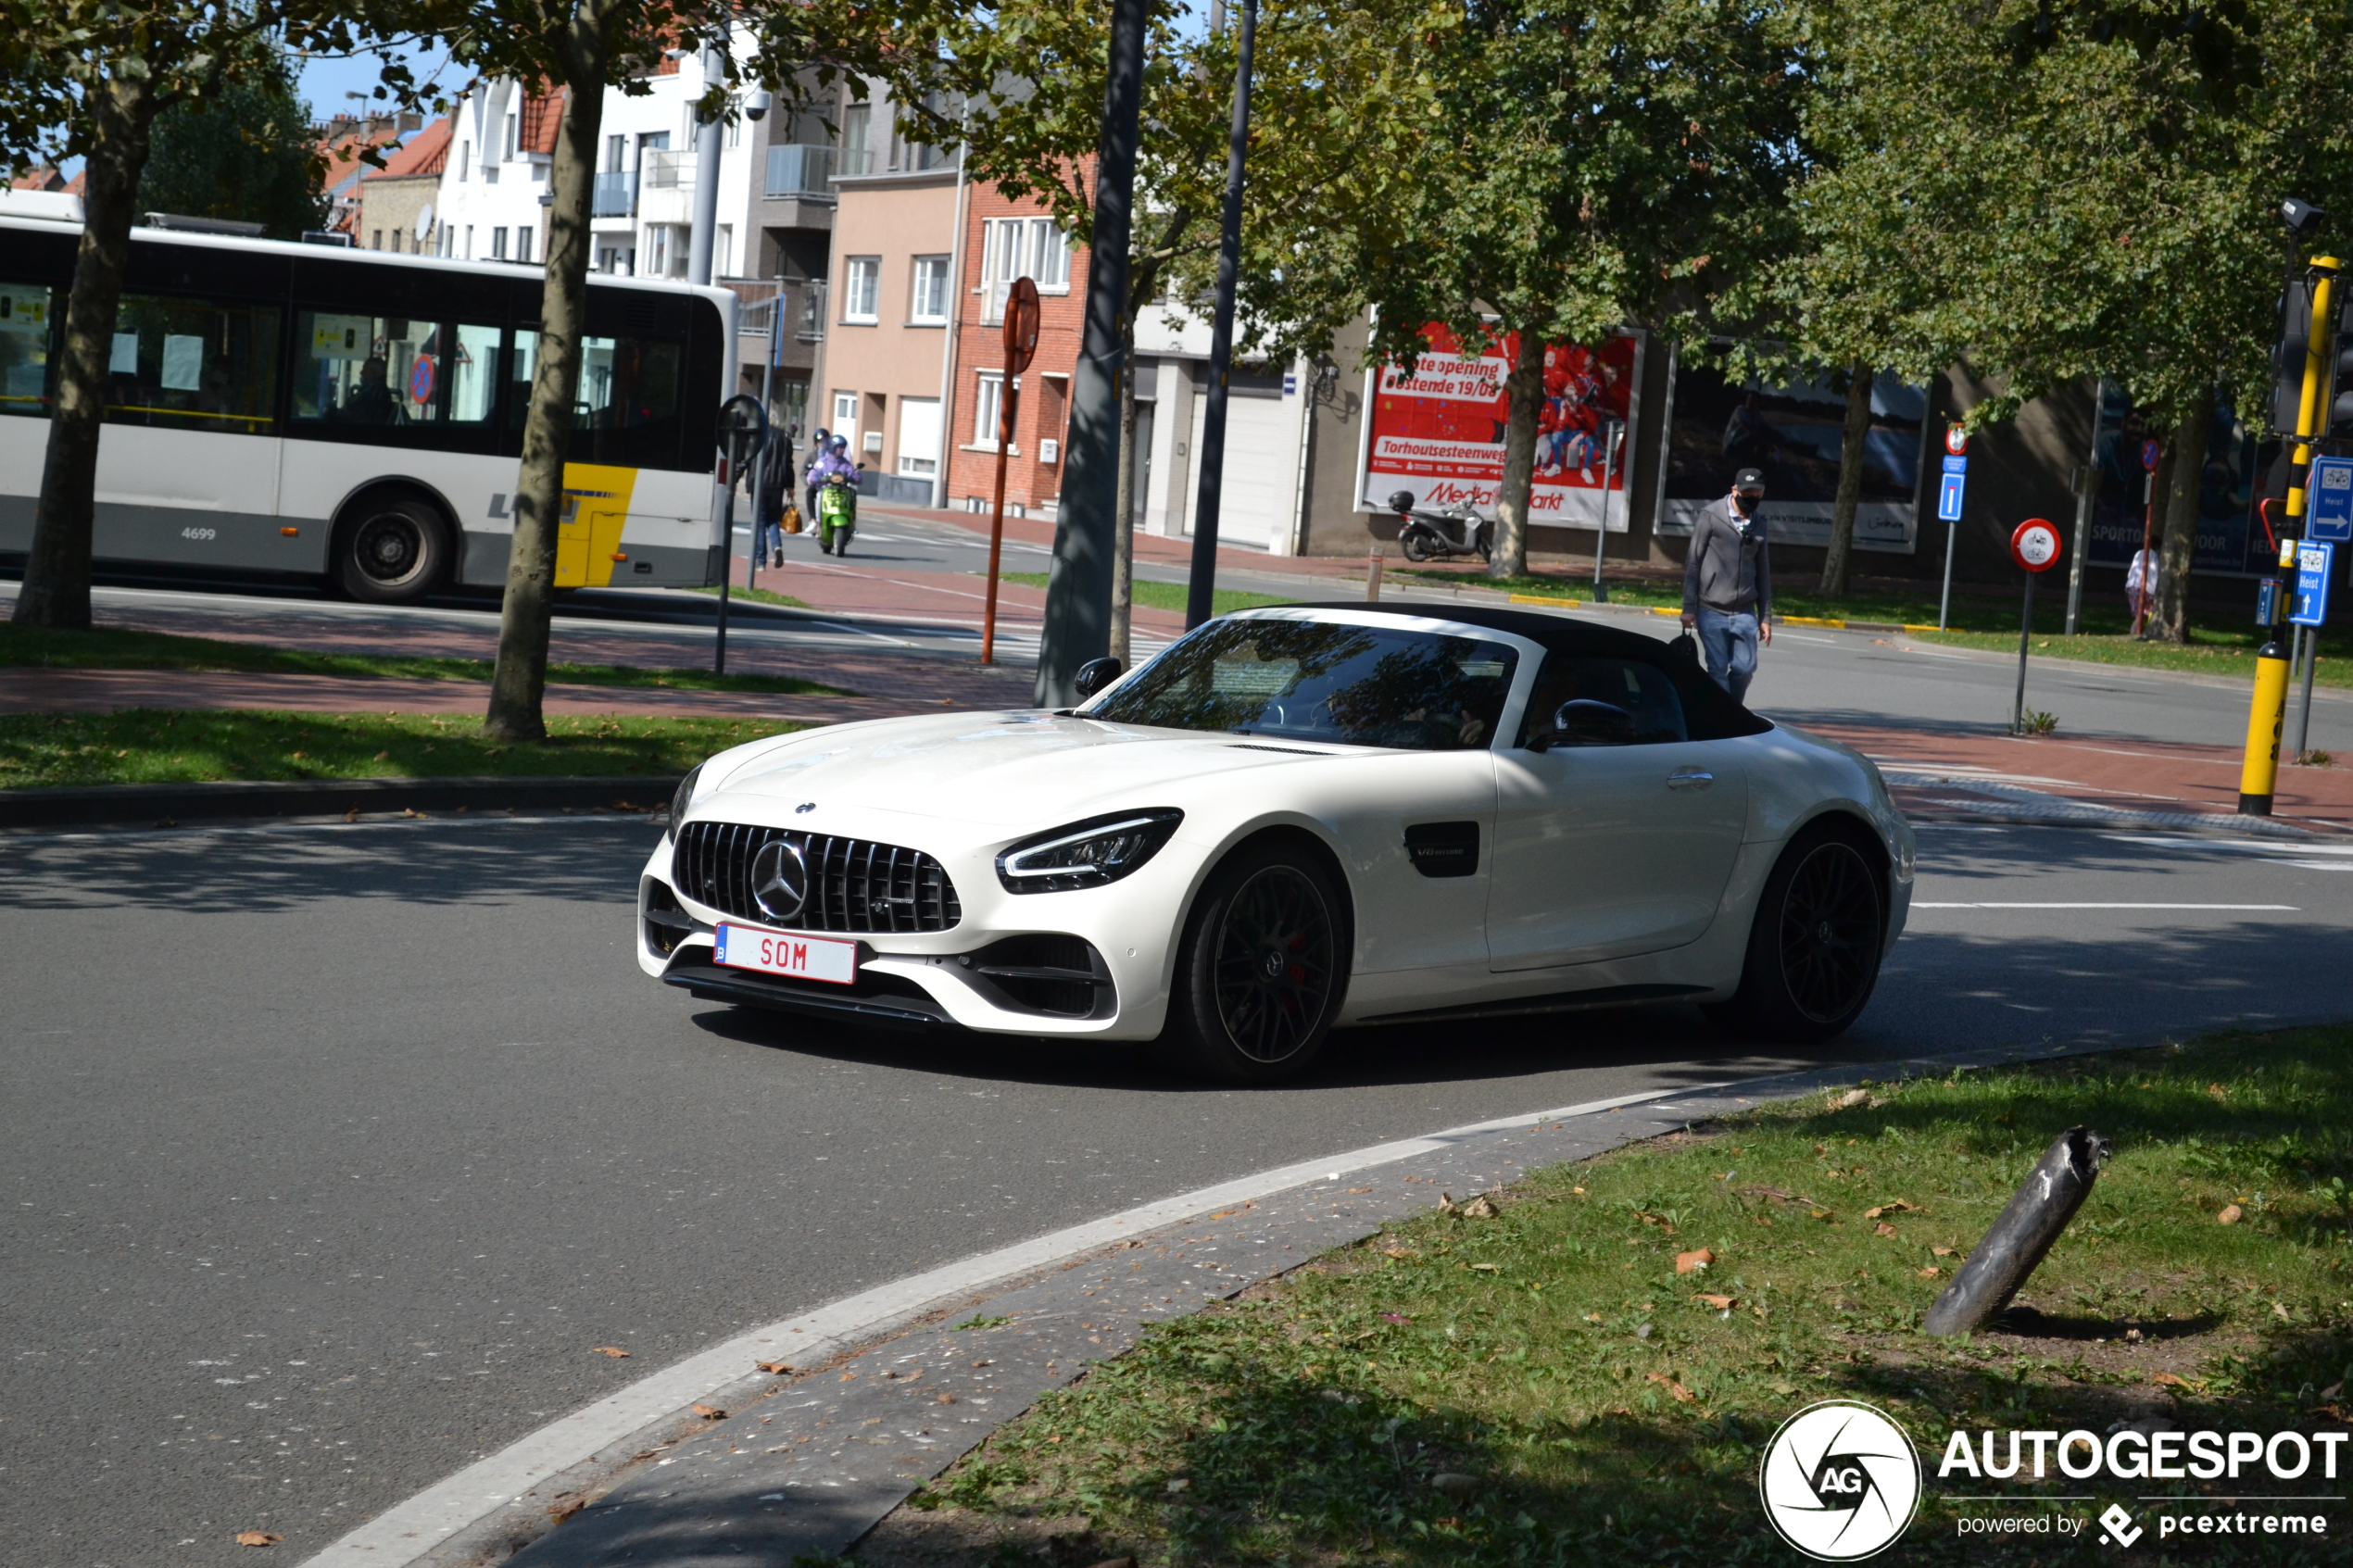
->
[1535,698,1634,749]
[1073,656,1125,700]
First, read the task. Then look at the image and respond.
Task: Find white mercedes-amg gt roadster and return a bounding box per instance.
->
[637,604,1914,1083]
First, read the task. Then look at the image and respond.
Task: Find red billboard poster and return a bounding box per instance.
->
[1356,326,1640,530]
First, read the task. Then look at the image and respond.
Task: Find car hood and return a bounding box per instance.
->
[704,710,1341,829]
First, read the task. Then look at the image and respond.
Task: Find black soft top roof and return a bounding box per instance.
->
[1267,600,1772,740]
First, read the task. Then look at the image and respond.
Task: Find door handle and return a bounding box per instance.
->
[1666,769,1714,790]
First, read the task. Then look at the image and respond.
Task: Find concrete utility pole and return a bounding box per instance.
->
[687,44,725,285]
[1184,0,1258,631]
[1035,0,1147,705]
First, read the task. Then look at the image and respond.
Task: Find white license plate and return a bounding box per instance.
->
[713,922,859,985]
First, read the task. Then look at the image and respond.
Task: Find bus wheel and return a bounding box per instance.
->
[337,495,447,604]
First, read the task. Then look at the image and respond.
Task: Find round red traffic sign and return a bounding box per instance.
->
[1944,424,1968,457]
[2010,518,2061,572]
[409,354,436,406]
[2140,438,2162,472]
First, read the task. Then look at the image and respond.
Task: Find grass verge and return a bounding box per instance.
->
[0,622,849,696]
[995,572,1294,618]
[1395,568,2351,690]
[0,709,805,788]
[690,583,814,610]
[868,1027,2353,1566]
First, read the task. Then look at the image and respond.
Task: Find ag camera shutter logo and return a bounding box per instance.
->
[1759,1399,1922,1560]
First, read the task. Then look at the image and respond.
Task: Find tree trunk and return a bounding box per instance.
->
[2154,392,2210,645]
[1487,328,1543,579]
[14,77,158,630]
[487,77,604,742]
[1110,313,1138,665]
[1819,359,1872,599]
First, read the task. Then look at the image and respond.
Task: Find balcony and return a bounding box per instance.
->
[640,148,693,190]
[590,169,635,218]
[763,144,835,201]
[727,277,829,351]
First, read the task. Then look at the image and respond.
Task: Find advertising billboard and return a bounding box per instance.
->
[1356,325,1640,530]
[1655,356,1925,554]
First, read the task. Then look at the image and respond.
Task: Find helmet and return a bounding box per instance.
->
[830,435,849,454]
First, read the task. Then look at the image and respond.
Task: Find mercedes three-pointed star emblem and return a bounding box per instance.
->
[750,837,811,923]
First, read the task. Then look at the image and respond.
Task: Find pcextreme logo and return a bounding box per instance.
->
[1759,1399,1924,1561]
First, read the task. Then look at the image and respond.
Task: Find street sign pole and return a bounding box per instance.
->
[714,395,768,676]
[981,278,1041,666]
[1937,424,1968,630]
[2131,437,2163,638]
[748,288,784,593]
[1591,419,1621,603]
[1185,0,1259,632]
[2008,518,2062,734]
[2290,539,2334,762]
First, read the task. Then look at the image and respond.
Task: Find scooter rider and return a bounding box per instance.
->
[803,426,831,521]
[808,435,860,554]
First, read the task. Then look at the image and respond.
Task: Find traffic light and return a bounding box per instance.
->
[2272,268,2314,436]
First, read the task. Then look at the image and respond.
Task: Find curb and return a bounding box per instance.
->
[0,774,681,831]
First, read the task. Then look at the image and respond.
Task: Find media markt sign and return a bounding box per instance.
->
[1759,1399,1923,1560]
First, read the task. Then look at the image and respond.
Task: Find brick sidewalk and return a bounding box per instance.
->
[1806,721,2353,834]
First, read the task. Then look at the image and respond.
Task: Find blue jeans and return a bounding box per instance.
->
[754,518,783,558]
[1695,607,1759,704]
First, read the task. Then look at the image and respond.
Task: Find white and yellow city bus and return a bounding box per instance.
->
[0,208,731,603]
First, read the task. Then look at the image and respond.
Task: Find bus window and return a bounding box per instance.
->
[105,295,279,435]
[0,285,55,416]
[294,311,440,425]
[508,328,685,467]
[448,322,500,423]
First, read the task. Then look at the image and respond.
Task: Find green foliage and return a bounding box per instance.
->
[136,47,325,239]
[910,1028,2353,1566]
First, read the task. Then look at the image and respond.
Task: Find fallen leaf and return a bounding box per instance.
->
[1675,1248,1716,1274]
[343,808,359,823]
[547,1497,585,1524]
[1459,1193,1501,1219]
[2273,1301,2293,1322]
[692,1403,725,1420]
[234,1532,282,1548]
[971,1360,992,1368]
[1164,1477,1191,1494]
[1584,1312,1605,1323]
[1645,1371,1698,1402]
[1348,1186,1371,1194]
[1809,1210,1834,1223]
[1874,1222,1899,1237]
[591,1346,630,1358]
[403,807,426,819]
[1770,1379,1798,1396]
[1931,1246,1955,1257]
[1833,1088,1871,1109]
[935,1392,956,1404]
[839,1372,858,1382]
[2311,1403,2348,1421]
[756,1361,792,1375]
[2218,1204,2244,1225]
[1380,1311,1413,1323]
[1863,1202,1922,1219]
[1694,1293,1736,1310]
[1919,1266,1942,1278]
[1467,1261,1501,1273]
[1380,1247,1420,1261]
[2208,1083,2228,1100]
[2153,1372,2205,1390]
[1571,1185,1587,1195]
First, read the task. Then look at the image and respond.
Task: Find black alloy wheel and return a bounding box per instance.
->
[337,495,446,603]
[1162,843,1348,1084]
[1705,822,1885,1044]
[1475,522,1494,562]
[1775,839,1882,1023]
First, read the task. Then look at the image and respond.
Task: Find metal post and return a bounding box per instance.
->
[1184,0,1257,632]
[2012,570,2035,734]
[2065,469,2095,635]
[2292,621,2321,763]
[714,475,734,676]
[1036,0,1148,702]
[687,45,725,286]
[981,383,1021,663]
[748,291,781,592]
[1591,419,1620,603]
[1937,515,1957,631]
[2131,467,2158,638]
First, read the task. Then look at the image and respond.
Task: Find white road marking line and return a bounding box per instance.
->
[2105,834,2353,857]
[2285,861,2353,872]
[1911,901,2299,910]
[296,1082,1713,1568]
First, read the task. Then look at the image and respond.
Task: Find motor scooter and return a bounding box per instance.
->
[816,472,858,556]
[1387,489,1491,563]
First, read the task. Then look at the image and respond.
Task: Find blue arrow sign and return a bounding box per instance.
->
[1937,465,1967,523]
[2309,456,2353,543]
[2293,541,2334,627]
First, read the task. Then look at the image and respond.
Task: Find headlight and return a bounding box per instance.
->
[997,809,1183,894]
[670,762,705,831]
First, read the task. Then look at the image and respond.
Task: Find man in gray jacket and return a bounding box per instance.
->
[1680,466,1773,702]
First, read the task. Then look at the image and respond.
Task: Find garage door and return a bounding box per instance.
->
[1184,389,1294,550]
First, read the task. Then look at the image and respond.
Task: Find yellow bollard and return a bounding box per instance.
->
[2239,637,2292,815]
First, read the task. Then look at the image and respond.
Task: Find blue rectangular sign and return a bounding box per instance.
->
[2310,456,2353,543]
[1941,455,1968,476]
[1937,470,1967,522]
[2293,540,2334,627]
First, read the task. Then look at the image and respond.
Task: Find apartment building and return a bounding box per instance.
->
[353,117,451,255]
[816,84,962,503]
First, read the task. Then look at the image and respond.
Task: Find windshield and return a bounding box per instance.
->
[1088,618,1519,751]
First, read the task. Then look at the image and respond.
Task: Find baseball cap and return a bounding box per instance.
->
[1733,468,1767,493]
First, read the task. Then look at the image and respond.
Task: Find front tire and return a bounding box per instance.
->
[1706,821,1885,1043]
[336,495,447,604]
[1158,842,1348,1085]
[1474,522,1493,563]
[1400,527,1434,563]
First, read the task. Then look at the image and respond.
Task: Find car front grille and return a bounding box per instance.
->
[673,821,962,934]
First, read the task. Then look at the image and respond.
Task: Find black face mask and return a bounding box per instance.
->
[1732,491,1762,518]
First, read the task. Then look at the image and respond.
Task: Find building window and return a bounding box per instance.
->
[973,371,1014,449]
[371,230,383,251]
[491,227,508,260]
[911,256,950,323]
[463,225,474,259]
[607,134,626,171]
[503,113,518,161]
[898,397,941,477]
[517,226,535,264]
[642,225,670,277]
[980,217,1071,322]
[726,96,743,148]
[843,257,880,323]
[458,140,470,182]
[840,103,871,176]
[716,223,732,279]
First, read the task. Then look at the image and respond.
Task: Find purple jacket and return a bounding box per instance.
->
[806,449,856,487]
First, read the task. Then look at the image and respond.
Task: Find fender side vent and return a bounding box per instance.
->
[1404,821,1480,878]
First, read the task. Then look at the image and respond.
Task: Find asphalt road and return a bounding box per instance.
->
[6,812,2353,1566]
